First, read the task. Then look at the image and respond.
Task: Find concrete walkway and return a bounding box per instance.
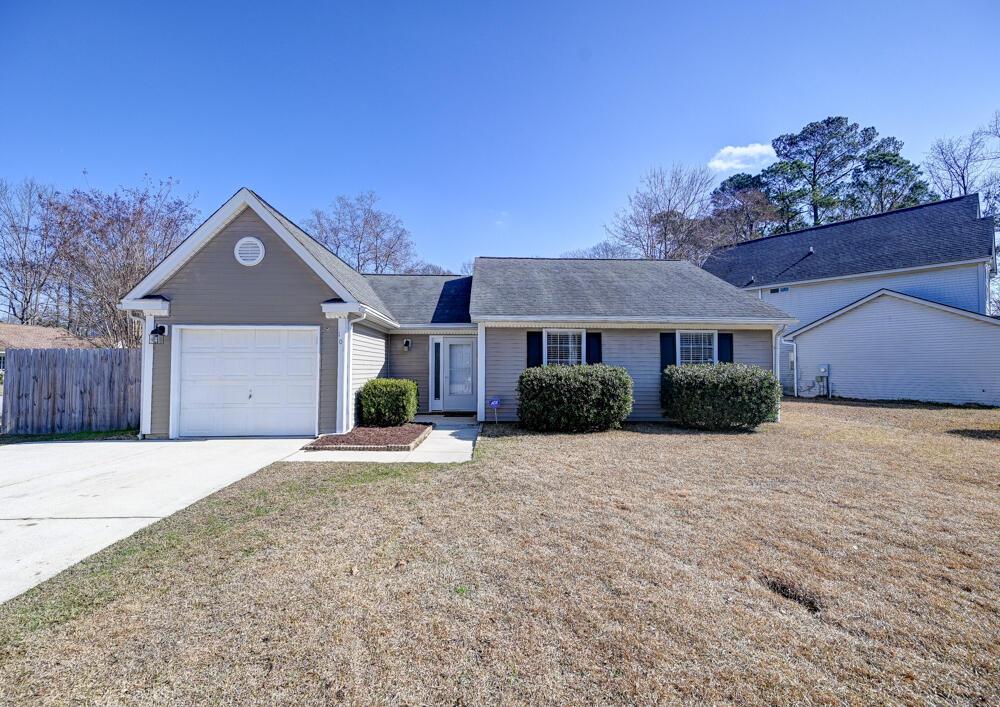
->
[0,437,307,603]
[285,417,479,463]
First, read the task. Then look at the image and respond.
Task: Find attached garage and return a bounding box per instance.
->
[787,289,1000,406]
[172,326,320,437]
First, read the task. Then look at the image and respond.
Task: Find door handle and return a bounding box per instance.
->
[249,388,253,400]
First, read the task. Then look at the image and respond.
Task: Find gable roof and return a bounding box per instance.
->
[248,190,394,319]
[123,188,396,323]
[785,288,1000,339]
[365,275,472,325]
[0,324,94,351]
[702,195,995,289]
[469,257,794,322]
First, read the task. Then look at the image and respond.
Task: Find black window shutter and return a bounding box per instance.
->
[659,332,676,370]
[526,331,543,367]
[585,332,602,364]
[718,333,734,363]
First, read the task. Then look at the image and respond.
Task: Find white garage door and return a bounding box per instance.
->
[176,327,319,437]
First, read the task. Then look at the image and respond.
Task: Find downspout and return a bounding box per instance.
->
[791,339,798,398]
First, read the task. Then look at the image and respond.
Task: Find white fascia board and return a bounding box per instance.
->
[322,302,398,329]
[394,324,478,334]
[475,316,797,328]
[119,298,171,315]
[123,188,358,305]
[741,257,992,291]
[785,288,1000,339]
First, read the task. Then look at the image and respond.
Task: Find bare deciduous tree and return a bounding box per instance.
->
[604,165,716,262]
[0,178,64,324]
[405,261,454,275]
[46,178,198,346]
[924,131,994,198]
[305,192,417,273]
[459,260,475,275]
[561,239,639,259]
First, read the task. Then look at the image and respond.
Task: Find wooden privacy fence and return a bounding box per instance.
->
[1,348,141,435]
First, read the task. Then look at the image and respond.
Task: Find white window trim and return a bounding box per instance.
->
[542,328,586,366]
[676,330,718,366]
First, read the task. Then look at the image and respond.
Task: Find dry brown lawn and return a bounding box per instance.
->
[1,399,998,704]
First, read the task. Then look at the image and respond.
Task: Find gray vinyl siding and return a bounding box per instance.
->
[387,334,430,412]
[730,329,773,369]
[794,295,1000,405]
[148,207,340,435]
[484,328,526,421]
[351,324,388,422]
[485,327,776,422]
[602,330,661,420]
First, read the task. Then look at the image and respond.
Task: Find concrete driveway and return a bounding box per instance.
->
[0,437,307,604]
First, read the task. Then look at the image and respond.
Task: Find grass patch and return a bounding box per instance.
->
[1,400,998,703]
[0,428,137,445]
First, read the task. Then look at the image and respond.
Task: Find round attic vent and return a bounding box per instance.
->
[234,236,265,266]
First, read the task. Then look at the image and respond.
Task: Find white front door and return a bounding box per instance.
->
[174,326,319,437]
[441,337,476,411]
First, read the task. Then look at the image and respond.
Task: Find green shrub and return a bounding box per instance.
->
[661,363,780,431]
[517,364,633,432]
[357,378,418,426]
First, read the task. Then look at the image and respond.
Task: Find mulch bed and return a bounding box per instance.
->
[303,423,432,451]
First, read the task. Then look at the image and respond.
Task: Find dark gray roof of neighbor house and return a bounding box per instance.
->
[249,189,395,319]
[469,257,793,321]
[365,275,473,324]
[702,195,995,289]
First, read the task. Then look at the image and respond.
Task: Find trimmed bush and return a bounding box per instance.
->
[661,363,781,431]
[517,364,633,432]
[357,378,418,426]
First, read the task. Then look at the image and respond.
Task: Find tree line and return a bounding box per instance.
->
[0,181,449,347]
[571,113,1000,263]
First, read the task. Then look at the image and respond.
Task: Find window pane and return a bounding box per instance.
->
[679,332,714,365]
[546,331,582,366]
[433,342,441,400]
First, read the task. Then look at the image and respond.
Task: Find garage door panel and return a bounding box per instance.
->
[286,329,316,349]
[253,329,283,349]
[177,327,319,437]
[182,328,221,351]
[220,329,254,350]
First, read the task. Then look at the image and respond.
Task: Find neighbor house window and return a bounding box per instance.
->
[543,329,584,366]
[678,331,716,365]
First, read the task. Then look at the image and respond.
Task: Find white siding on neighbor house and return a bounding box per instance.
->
[485,327,776,422]
[761,261,990,392]
[350,324,388,423]
[793,294,1000,405]
[759,261,989,328]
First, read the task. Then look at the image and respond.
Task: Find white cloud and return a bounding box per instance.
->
[708,143,776,172]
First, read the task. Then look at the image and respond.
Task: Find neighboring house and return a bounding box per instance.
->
[119,188,794,438]
[703,195,999,406]
[0,323,93,373]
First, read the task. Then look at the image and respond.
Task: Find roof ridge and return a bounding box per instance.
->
[364,273,467,277]
[474,256,686,262]
[712,194,976,252]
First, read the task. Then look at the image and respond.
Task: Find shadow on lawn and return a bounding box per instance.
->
[947,428,1000,441]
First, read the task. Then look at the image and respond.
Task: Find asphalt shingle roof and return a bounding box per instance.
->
[702,195,994,289]
[0,324,94,351]
[469,257,792,321]
[365,275,472,324]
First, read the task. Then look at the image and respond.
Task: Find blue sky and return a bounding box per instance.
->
[1,1,997,271]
